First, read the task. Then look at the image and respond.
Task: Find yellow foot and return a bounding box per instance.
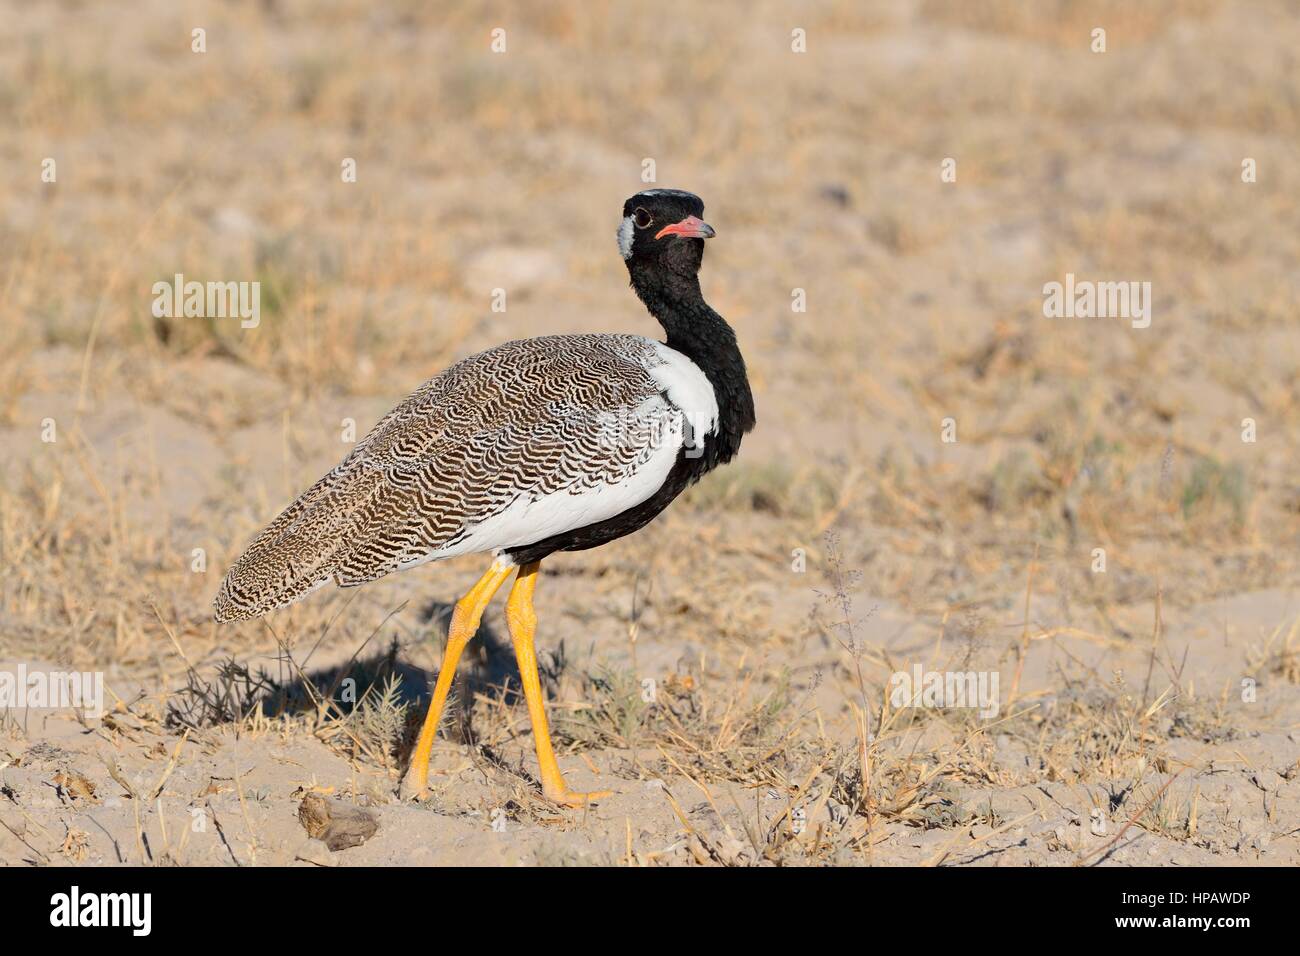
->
[546,787,613,807]
[398,768,430,802]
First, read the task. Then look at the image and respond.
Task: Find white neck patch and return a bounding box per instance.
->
[646,340,719,437]
[617,215,635,260]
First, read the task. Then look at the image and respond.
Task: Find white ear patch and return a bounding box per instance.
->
[617,215,635,260]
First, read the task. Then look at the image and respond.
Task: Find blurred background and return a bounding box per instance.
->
[4,0,1298,661]
[1,0,1298,865]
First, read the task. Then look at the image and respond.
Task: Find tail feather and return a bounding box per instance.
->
[213,464,386,622]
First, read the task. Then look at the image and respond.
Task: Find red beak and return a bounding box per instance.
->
[655,215,716,240]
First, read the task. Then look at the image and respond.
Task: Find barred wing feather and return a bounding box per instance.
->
[213,334,684,622]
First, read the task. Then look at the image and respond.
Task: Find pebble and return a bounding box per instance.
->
[294,838,336,867]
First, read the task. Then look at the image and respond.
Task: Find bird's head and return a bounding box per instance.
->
[618,189,715,278]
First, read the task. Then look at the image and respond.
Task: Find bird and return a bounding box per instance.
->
[214,189,755,805]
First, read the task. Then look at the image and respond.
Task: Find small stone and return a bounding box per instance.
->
[295,838,336,867]
[297,793,379,851]
[818,184,852,208]
[212,207,259,238]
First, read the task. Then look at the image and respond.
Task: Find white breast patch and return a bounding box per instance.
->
[646,339,719,447]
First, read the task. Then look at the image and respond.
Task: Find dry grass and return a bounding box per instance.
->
[1,0,1298,866]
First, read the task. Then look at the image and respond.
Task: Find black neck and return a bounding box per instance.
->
[628,261,756,467]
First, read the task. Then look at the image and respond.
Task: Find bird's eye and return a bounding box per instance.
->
[633,207,653,229]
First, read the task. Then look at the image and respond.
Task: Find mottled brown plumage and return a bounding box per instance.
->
[214,333,689,622]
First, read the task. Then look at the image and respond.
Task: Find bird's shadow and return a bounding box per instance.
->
[420,599,519,705]
[411,599,568,740]
[408,601,577,793]
[166,597,568,760]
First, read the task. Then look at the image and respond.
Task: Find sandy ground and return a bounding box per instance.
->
[1,0,1298,866]
[4,587,1298,867]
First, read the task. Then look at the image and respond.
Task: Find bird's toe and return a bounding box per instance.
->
[548,787,613,807]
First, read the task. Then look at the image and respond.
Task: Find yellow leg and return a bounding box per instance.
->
[506,562,611,807]
[400,559,514,800]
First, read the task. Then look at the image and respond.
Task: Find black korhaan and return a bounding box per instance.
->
[215,189,755,805]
